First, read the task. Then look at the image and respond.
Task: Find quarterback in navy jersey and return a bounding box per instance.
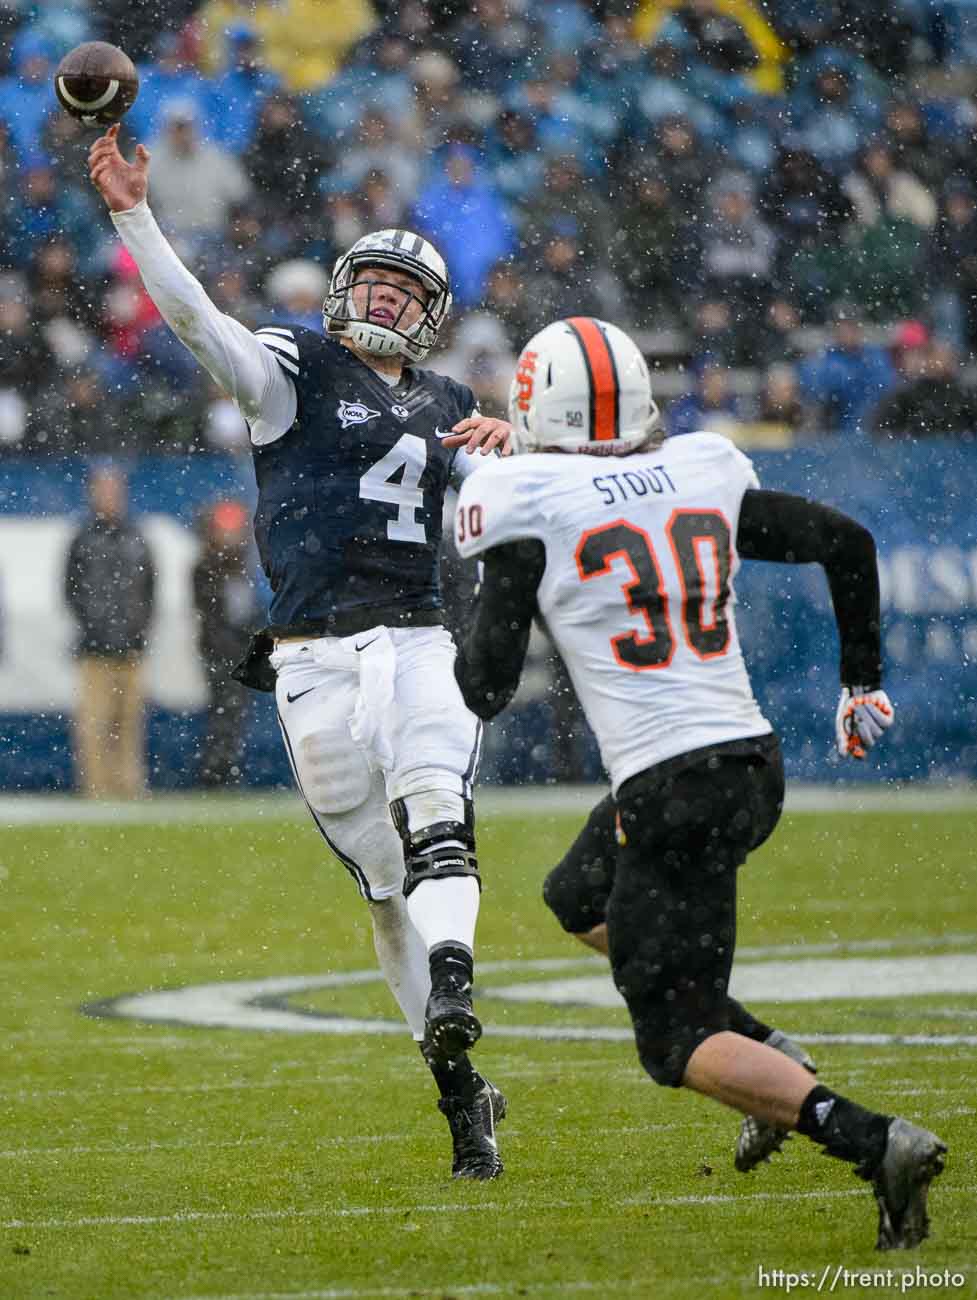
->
[89,126,509,1180]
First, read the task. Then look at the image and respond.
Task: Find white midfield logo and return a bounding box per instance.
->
[338,399,381,430]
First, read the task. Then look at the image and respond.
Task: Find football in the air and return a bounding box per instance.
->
[54,41,139,126]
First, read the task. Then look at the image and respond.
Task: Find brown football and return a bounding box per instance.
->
[54,41,139,126]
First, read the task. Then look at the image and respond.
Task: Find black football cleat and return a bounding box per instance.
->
[860,1117,947,1250]
[439,1078,506,1180]
[423,980,482,1061]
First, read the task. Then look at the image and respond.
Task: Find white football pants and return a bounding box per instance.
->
[271,624,482,902]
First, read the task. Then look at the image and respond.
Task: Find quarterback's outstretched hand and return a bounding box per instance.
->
[89,123,149,213]
[443,415,512,456]
[835,686,894,759]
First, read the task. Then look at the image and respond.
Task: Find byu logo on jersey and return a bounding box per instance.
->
[391,404,410,421]
[337,399,381,430]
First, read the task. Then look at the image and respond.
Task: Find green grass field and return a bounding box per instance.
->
[2,794,976,1300]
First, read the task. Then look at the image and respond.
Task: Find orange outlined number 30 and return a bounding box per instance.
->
[576,510,732,671]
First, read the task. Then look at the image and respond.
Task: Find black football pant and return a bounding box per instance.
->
[545,736,784,1086]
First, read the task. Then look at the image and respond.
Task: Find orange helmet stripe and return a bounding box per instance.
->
[566,316,619,442]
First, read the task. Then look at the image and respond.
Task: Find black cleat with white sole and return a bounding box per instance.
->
[859,1117,947,1250]
[439,1078,506,1180]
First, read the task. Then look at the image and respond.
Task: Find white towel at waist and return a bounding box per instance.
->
[346,627,397,772]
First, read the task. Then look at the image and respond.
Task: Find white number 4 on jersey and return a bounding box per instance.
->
[359,433,427,542]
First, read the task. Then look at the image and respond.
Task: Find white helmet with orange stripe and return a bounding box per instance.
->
[508,317,661,455]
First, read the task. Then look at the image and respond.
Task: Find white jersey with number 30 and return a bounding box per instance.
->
[454,431,772,793]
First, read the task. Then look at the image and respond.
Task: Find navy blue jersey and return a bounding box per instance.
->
[251,326,476,635]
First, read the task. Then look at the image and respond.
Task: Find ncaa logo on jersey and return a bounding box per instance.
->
[337,399,381,430]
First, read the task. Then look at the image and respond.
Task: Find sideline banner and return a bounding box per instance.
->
[0,441,972,789]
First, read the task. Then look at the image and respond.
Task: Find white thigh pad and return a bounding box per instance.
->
[280,679,372,815]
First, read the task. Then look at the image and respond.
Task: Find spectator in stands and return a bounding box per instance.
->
[145,99,252,256]
[667,362,745,438]
[29,366,124,455]
[412,142,517,309]
[242,94,327,224]
[128,31,213,145]
[518,218,614,337]
[438,312,516,419]
[697,169,777,322]
[736,362,818,445]
[519,154,614,270]
[0,275,56,401]
[206,23,282,156]
[788,54,879,173]
[608,166,693,327]
[760,145,854,249]
[29,236,99,332]
[504,53,612,170]
[687,295,745,368]
[633,0,789,94]
[642,112,718,222]
[197,0,377,92]
[480,259,538,351]
[0,28,55,169]
[193,499,263,787]
[752,296,805,368]
[927,176,977,355]
[408,50,470,153]
[64,464,156,800]
[329,107,422,205]
[486,110,546,211]
[631,40,721,145]
[451,0,533,95]
[870,335,977,437]
[5,163,98,270]
[842,138,937,230]
[94,0,199,63]
[885,94,948,194]
[798,298,897,433]
[263,259,330,333]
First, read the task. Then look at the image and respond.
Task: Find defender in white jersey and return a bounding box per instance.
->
[456,427,772,794]
[452,318,946,1251]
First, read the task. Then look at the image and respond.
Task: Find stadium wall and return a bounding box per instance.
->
[0,439,973,790]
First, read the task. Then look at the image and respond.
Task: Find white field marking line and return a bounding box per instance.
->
[0,1063,650,1104]
[181,1283,647,1300]
[1,782,976,825]
[0,1075,366,1102]
[10,1183,968,1233]
[0,1122,689,1162]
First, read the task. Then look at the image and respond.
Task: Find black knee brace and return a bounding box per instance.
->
[390,797,480,897]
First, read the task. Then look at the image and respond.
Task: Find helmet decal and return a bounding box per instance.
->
[565,317,620,442]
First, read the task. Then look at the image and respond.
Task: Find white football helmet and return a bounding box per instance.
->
[323,229,452,363]
[508,317,661,454]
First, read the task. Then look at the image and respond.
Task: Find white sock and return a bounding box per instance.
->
[368,895,430,1039]
[406,875,480,953]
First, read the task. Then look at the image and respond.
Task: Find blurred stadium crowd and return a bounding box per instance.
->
[4,0,977,455]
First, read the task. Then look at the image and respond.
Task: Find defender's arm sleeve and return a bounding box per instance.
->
[453,538,547,719]
[110,201,296,441]
[737,488,882,688]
